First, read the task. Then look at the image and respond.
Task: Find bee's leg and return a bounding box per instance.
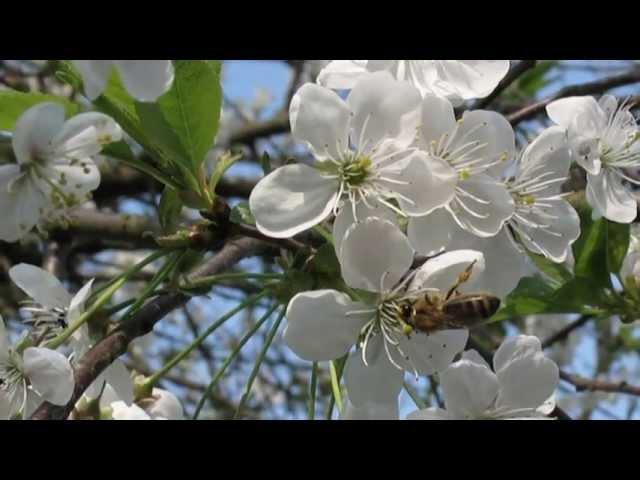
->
[445,260,477,301]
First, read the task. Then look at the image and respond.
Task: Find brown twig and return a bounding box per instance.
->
[541,315,593,350]
[559,370,640,397]
[471,60,537,110]
[30,236,265,420]
[507,68,640,125]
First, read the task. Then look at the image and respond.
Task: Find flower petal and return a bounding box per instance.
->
[332,198,398,260]
[341,397,399,420]
[393,329,469,376]
[66,279,93,326]
[586,170,637,223]
[110,401,151,420]
[439,357,499,419]
[12,102,65,165]
[449,174,515,237]
[289,83,350,159]
[144,388,184,420]
[340,218,413,292]
[409,249,485,294]
[50,112,122,159]
[419,94,457,145]
[23,347,74,405]
[519,126,573,186]
[426,61,510,101]
[518,200,581,263]
[461,349,491,370]
[447,228,535,299]
[496,350,559,410]
[284,290,369,362]
[249,164,338,238]
[0,392,12,420]
[460,109,515,158]
[72,60,113,100]
[103,360,134,405]
[9,263,72,310]
[114,60,175,102]
[546,96,605,134]
[344,336,404,407]
[408,207,455,256]
[42,160,101,204]
[379,151,457,216]
[316,60,368,89]
[0,165,46,242]
[347,71,421,150]
[406,407,449,420]
[493,335,542,373]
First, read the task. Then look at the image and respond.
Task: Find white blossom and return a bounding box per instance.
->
[547,95,640,223]
[250,72,455,239]
[137,388,185,420]
[409,126,580,298]
[317,61,510,104]
[407,94,516,255]
[72,60,175,102]
[284,218,478,407]
[0,315,74,419]
[0,103,121,242]
[407,335,559,420]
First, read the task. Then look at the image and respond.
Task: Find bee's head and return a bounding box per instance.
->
[399,302,414,323]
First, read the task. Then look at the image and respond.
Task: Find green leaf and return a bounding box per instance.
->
[229,201,255,225]
[547,277,611,314]
[209,151,241,194]
[606,220,630,275]
[527,251,573,287]
[0,90,78,130]
[158,186,183,232]
[311,243,341,276]
[155,60,223,172]
[102,140,135,161]
[515,61,558,96]
[491,275,556,321]
[572,207,611,287]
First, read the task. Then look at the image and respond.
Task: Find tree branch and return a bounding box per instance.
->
[541,315,593,350]
[471,60,537,110]
[507,67,640,125]
[559,370,640,397]
[30,236,265,420]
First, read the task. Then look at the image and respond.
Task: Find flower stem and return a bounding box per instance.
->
[233,306,286,418]
[43,250,169,350]
[403,381,427,409]
[181,272,283,291]
[120,251,186,322]
[308,362,318,420]
[325,354,348,419]
[329,360,343,413]
[143,291,269,391]
[313,225,334,245]
[192,302,280,419]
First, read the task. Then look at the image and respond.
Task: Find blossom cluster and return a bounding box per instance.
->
[0,61,184,419]
[248,60,640,418]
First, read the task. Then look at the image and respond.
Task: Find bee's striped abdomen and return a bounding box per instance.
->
[443,294,500,322]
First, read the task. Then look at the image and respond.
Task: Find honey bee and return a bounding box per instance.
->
[399,261,500,334]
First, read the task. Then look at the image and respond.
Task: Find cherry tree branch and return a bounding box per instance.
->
[507,67,640,125]
[470,60,537,110]
[559,371,640,397]
[31,236,266,420]
[541,315,593,349]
